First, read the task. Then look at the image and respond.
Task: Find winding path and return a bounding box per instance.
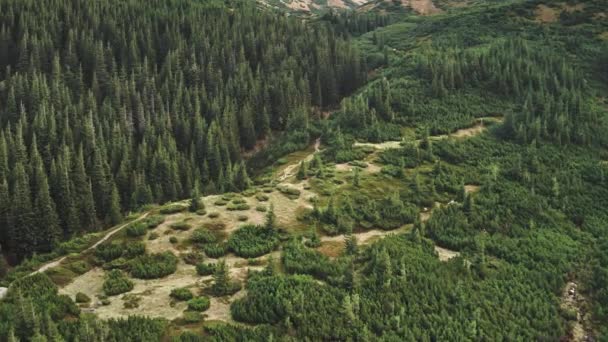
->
[277,138,321,182]
[30,212,150,276]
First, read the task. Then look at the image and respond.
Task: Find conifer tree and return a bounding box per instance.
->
[265,203,277,231]
[10,162,35,258]
[107,184,123,225]
[189,184,202,213]
[212,260,231,296]
[71,148,97,231]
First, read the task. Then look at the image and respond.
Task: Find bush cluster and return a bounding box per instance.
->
[103,270,134,296]
[129,252,178,279]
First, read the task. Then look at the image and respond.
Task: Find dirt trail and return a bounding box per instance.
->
[31,213,150,276]
[277,138,321,182]
[354,117,501,151]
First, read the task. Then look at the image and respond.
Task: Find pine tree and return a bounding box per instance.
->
[107,184,123,225]
[352,167,360,188]
[71,148,97,231]
[31,150,61,252]
[0,177,9,250]
[344,229,358,256]
[189,184,202,212]
[212,259,231,296]
[265,203,277,231]
[296,161,307,180]
[10,162,35,258]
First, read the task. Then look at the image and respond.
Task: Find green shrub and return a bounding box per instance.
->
[122,294,141,309]
[169,236,178,244]
[96,243,124,262]
[228,225,279,258]
[103,270,134,296]
[227,203,250,211]
[126,223,147,237]
[144,215,165,229]
[232,198,246,204]
[103,257,130,271]
[208,212,220,219]
[170,287,194,301]
[160,205,187,215]
[75,292,91,303]
[191,228,217,244]
[101,299,111,306]
[256,205,267,212]
[170,222,192,231]
[187,296,210,312]
[129,252,178,279]
[196,263,216,276]
[123,242,146,259]
[242,189,257,197]
[148,232,159,240]
[262,187,274,194]
[202,243,228,258]
[214,200,228,206]
[277,185,301,199]
[182,311,202,323]
[182,251,204,265]
[196,209,207,216]
[221,193,236,201]
[97,241,145,262]
[349,160,368,168]
[238,215,248,222]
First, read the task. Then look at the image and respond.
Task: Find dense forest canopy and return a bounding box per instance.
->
[0,0,364,260]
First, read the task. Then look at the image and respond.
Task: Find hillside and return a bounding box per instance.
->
[1,0,608,341]
[257,0,442,15]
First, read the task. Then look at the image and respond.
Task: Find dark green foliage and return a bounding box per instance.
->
[231,274,347,339]
[182,251,205,266]
[228,225,279,258]
[104,317,167,341]
[187,296,210,312]
[170,288,193,301]
[309,193,418,232]
[226,203,251,211]
[96,241,145,262]
[255,194,269,202]
[125,223,148,237]
[75,292,90,304]
[190,228,217,244]
[143,216,165,229]
[129,252,178,279]
[182,311,203,324]
[202,243,228,258]
[0,0,364,260]
[169,222,192,231]
[212,260,241,296]
[196,263,216,276]
[103,270,134,296]
[277,186,301,199]
[189,186,203,213]
[282,240,343,280]
[160,205,188,215]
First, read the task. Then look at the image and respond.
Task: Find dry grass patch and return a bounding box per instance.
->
[535,4,558,23]
[317,241,344,258]
[464,185,480,194]
[435,246,459,261]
